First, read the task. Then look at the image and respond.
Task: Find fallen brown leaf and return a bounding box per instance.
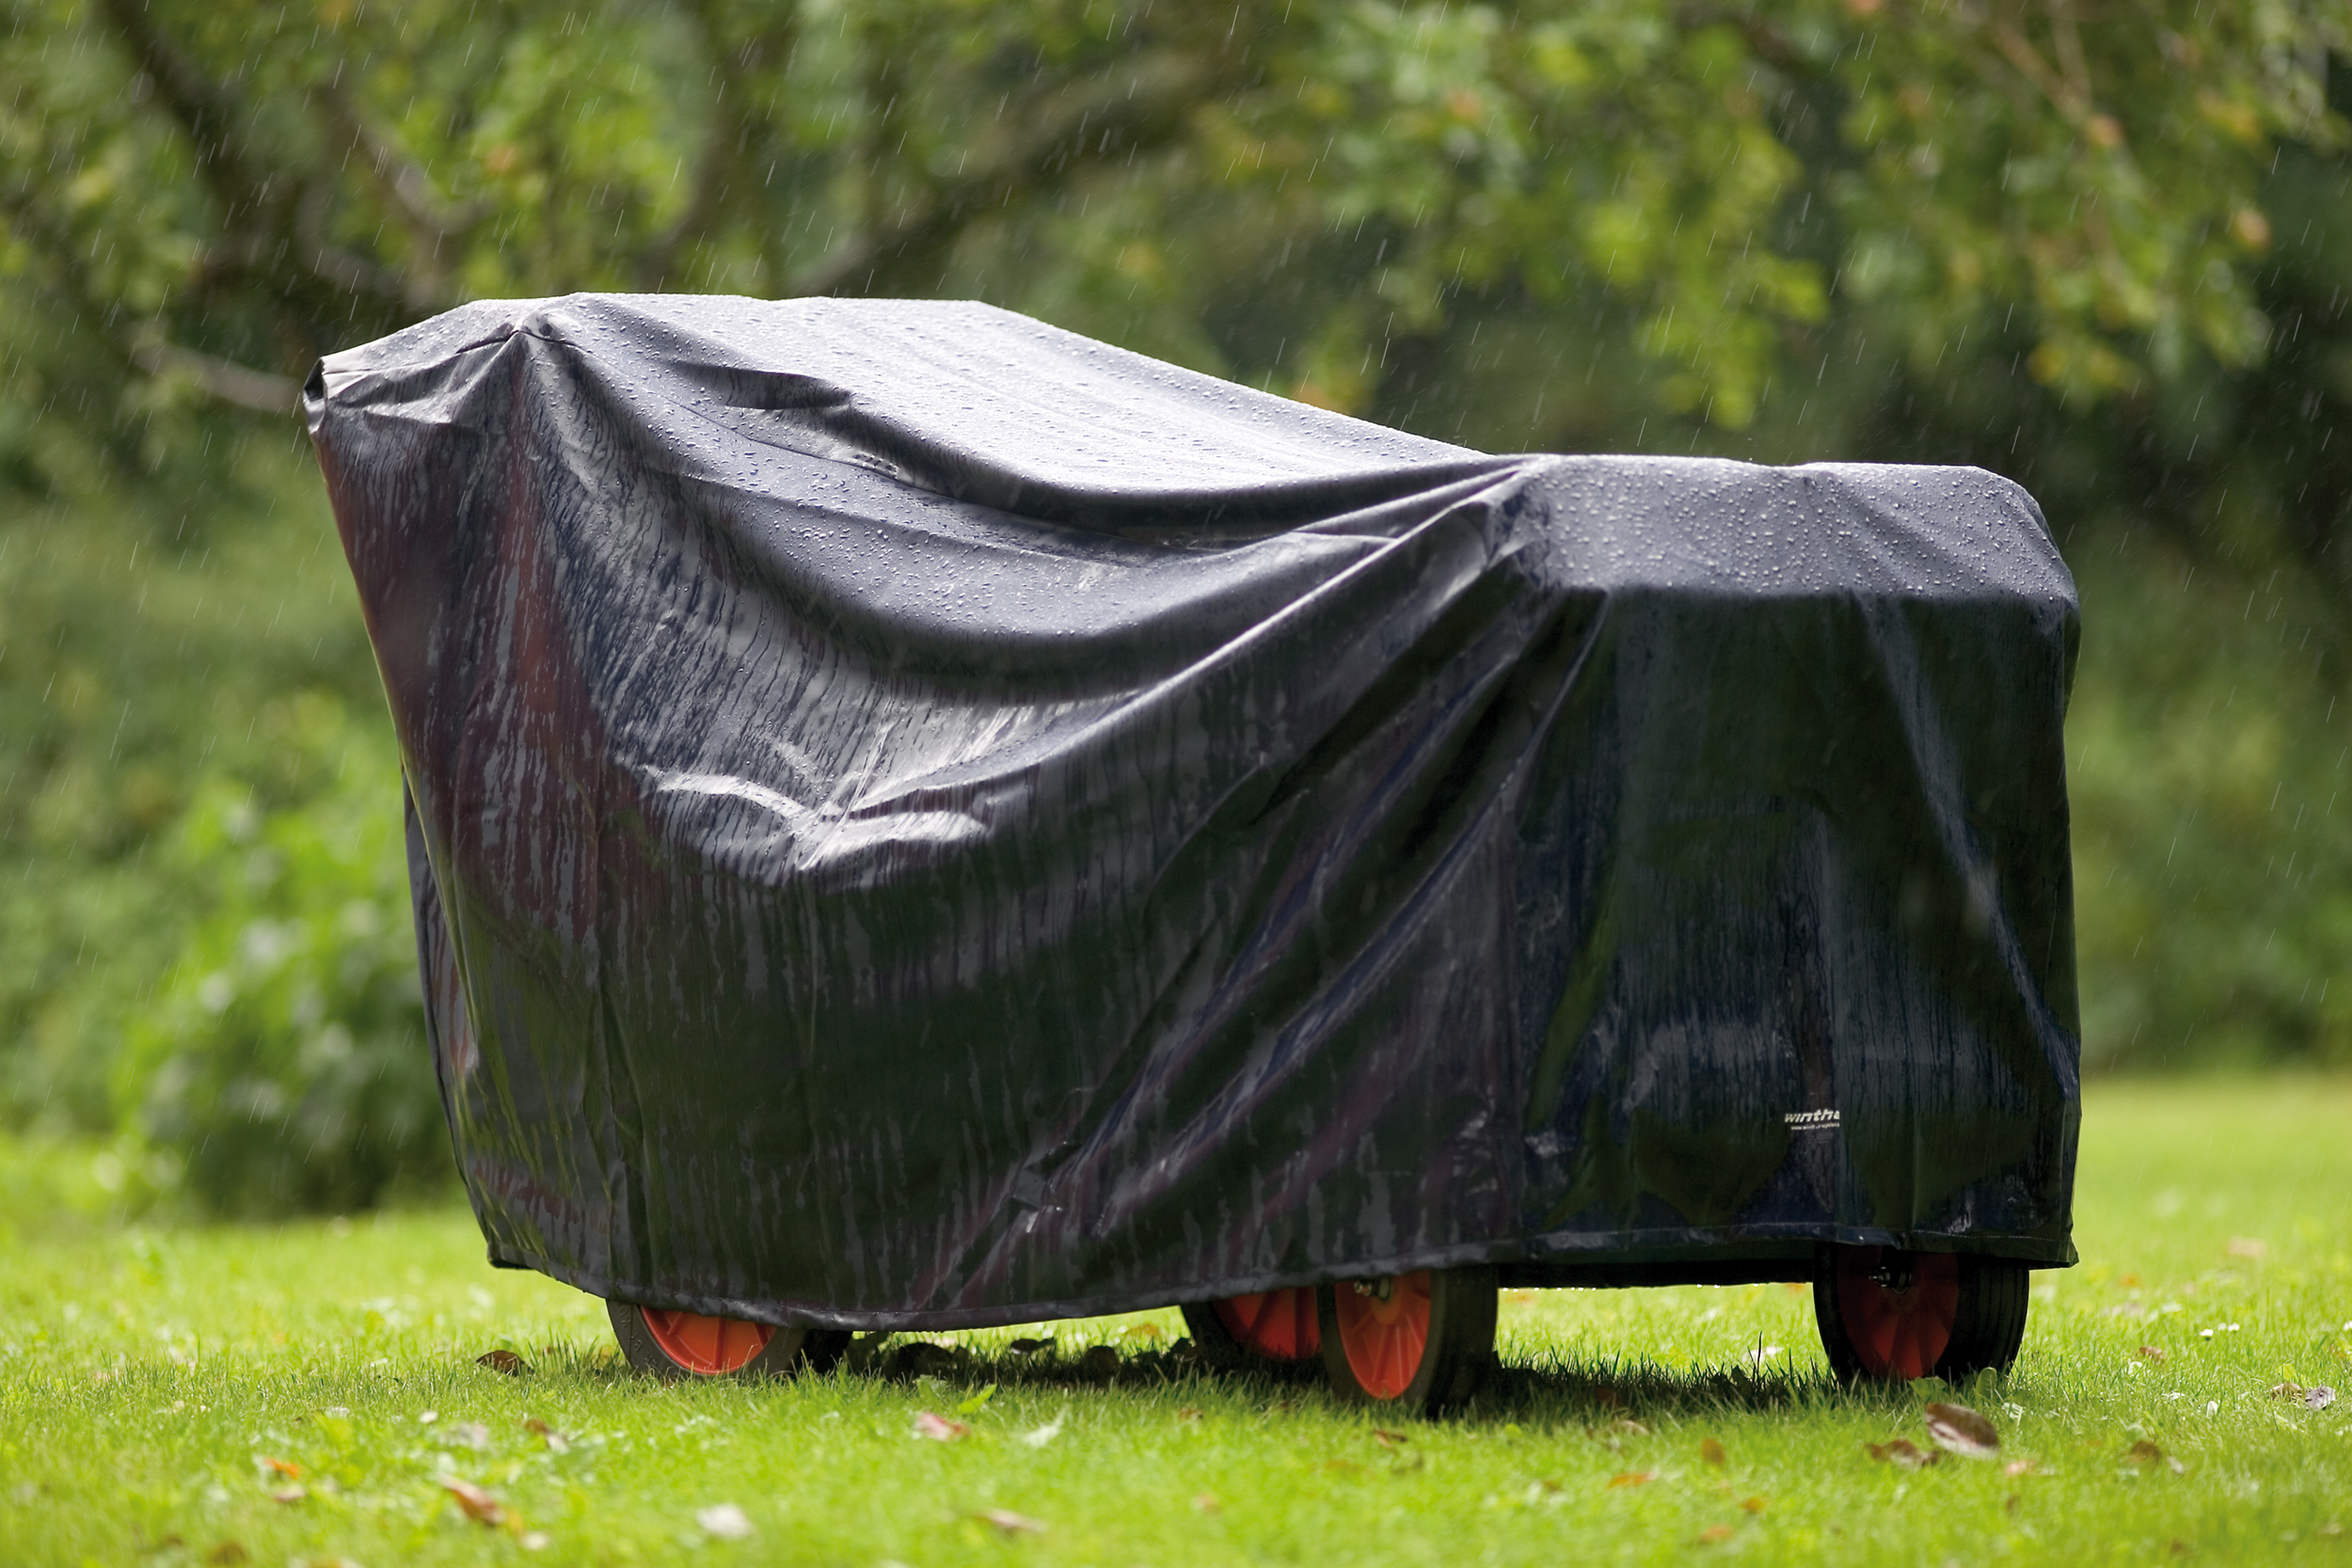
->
[1740,1497,1767,1514]
[912,1411,969,1441]
[2125,1440,2185,1474]
[437,1477,506,1525]
[522,1417,570,1452]
[1371,1429,1409,1448]
[1698,1524,1735,1544]
[2136,1345,2168,1364]
[1924,1402,2000,1459]
[1177,1407,1203,1423]
[263,1458,302,1480]
[1699,1437,1727,1466]
[1867,1439,1941,1469]
[1192,1492,1220,1513]
[2269,1382,2307,1402]
[476,1349,531,1375]
[1606,1470,1658,1488]
[1322,1459,1364,1475]
[204,1545,247,1567]
[268,1486,306,1505]
[2005,1492,2022,1515]
[973,1509,1046,1536]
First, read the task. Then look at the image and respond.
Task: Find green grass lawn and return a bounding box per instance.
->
[2,1079,2347,1566]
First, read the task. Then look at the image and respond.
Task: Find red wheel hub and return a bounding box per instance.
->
[1212,1288,1321,1360]
[1836,1248,1959,1380]
[642,1308,774,1375]
[1332,1272,1433,1400]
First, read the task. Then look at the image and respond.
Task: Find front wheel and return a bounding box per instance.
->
[1812,1246,2029,1383]
[1315,1266,1496,1414]
[608,1301,851,1382]
[1181,1290,1322,1371]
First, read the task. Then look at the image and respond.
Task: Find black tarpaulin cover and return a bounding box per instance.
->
[307,294,2081,1331]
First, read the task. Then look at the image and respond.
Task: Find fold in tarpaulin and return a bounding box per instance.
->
[308,294,2081,1332]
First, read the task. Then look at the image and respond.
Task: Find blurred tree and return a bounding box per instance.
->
[3,1,2340,472]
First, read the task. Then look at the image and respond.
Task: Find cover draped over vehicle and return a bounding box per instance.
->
[308,294,2081,1331]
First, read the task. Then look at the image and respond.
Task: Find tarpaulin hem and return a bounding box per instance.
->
[492,1221,2072,1333]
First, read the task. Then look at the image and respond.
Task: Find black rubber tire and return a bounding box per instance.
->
[1812,1249,2031,1384]
[1315,1266,1497,1415]
[1935,1255,2031,1378]
[1180,1292,1322,1375]
[607,1300,852,1382]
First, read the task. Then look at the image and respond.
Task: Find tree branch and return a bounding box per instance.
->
[314,80,485,248]
[129,340,302,415]
[636,0,801,290]
[90,0,277,227]
[787,48,1234,298]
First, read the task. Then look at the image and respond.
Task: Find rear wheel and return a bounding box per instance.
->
[1182,1289,1322,1370]
[608,1301,851,1382]
[1315,1266,1496,1414]
[1813,1246,2029,1383]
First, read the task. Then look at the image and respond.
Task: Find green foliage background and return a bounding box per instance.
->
[4,0,2352,1210]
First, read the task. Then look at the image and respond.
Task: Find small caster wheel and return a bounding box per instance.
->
[1181,1289,1322,1371]
[1315,1265,1496,1414]
[607,1300,851,1381]
[1813,1245,2029,1383]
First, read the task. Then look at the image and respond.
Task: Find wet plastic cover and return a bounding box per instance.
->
[308,295,2081,1331]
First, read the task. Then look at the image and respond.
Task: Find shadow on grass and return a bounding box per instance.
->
[652,1334,1973,1428]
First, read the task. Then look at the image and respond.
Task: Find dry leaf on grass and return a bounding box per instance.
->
[973,1509,1046,1536]
[476,1350,531,1375]
[912,1412,970,1441]
[2270,1382,2338,1410]
[1371,1429,1409,1448]
[1606,1471,1658,1488]
[1924,1402,2000,1458]
[262,1458,303,1480]
[1740,1497,1767,1514]
[1867,1439,1941,1469]
[437,1477,506,1525]
[268,1486,307,1505]
[1192,1493,1220,1513]
[2125,1440,2185,1474]
[1177,1407,1204,1423]
[205,1544,248,1566]
[1699,1437,1726,1466]
[2136,1345,2168,1364]
[1698,1525,1736,1544]
[522,1418,570,1453]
